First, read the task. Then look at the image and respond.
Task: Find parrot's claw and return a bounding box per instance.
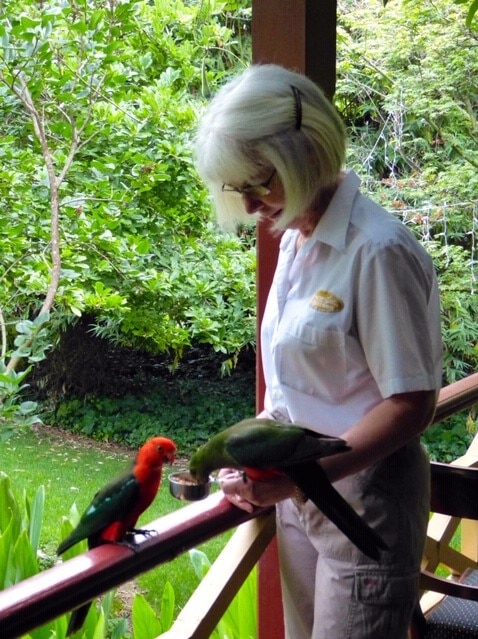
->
[128,527,157,538]
[122,528,157,548]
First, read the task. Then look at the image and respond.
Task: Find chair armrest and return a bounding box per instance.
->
[420,569,478,602]
[429,463,478,518]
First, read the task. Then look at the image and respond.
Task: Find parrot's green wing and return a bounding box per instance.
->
[57,468,139,555]
[225,418,349,469]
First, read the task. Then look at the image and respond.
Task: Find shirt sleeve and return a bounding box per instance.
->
[355,237,441,398]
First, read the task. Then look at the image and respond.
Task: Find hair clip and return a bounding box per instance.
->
[290,85,302,131]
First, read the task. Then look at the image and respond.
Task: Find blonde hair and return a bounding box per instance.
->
[195,64,346,231]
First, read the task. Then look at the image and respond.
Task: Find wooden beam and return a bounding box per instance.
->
[159,513,276,639]
[251,3,338,639]
[252,0,336,98]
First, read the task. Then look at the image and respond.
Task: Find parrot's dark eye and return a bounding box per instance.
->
[157,445,163,452]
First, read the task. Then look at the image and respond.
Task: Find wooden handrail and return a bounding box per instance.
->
[0,491,272,637]
[1,373,478,638]
[434,371,478,422]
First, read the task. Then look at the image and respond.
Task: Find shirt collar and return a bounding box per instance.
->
[308,169,361,252]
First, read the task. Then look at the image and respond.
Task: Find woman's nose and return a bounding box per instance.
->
[242,193,264,215]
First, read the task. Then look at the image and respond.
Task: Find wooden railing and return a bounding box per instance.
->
[1,373,478,638]
[0,493,273,637]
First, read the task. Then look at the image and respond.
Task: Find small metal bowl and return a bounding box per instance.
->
[169,470,211,501]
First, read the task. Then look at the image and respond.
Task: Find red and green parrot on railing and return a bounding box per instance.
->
[57,436,176,636]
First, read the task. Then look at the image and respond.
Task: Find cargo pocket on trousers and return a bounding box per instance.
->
[349,568,418,637]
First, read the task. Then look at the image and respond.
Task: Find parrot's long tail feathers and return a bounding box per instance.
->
[287,463,388,562]
[66,603,91,636]
[57,537,74,556]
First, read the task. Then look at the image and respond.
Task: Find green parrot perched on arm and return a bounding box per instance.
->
[189,418,387,561]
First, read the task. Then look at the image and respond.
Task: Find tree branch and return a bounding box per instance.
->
[4,75,62,374]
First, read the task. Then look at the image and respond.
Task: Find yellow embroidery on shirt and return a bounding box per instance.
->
[309,290,344,313]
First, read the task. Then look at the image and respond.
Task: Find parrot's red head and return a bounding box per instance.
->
[137,437,176,468]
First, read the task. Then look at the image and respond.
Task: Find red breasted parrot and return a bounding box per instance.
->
[189,418,387,561]
[57,436,176,635]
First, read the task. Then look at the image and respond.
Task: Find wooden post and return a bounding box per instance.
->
[252,0,337,411]
[251,2,337,638]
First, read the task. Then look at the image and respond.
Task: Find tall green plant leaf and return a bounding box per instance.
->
[26,485,45,555]
[158,581,175,632]
[132,593,164,639]
[0,516,15,589]
[13,530,38,583]
[0,472,20,535]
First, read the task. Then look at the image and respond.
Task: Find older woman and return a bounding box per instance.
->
[195,64,442,639]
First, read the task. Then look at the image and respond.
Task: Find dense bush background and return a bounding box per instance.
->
[0,0,476,457]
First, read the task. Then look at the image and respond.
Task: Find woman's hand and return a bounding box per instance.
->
[218,468,296,513]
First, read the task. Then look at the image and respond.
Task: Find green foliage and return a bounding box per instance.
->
[0,0,255,384]
[106,547,258,639]
[0,312,51,434]
[337,0,478,384]
[383,0,478,27]
[0,473,43,589]
[0,363,41,439]
[189,548,257,639]
[132,587,174,638]
[422,410,477,462]
[52,375,255,454]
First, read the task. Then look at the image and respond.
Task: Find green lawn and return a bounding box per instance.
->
[1,425,231,617]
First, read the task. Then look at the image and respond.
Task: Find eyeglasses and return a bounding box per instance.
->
[221,169,276,197]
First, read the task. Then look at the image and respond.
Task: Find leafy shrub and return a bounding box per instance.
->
[0,0,255,374]
[189,548,257,639]
[423,411,477,462]
[337,0,478,384]
[51,375,255,454]
[130,549,258,639]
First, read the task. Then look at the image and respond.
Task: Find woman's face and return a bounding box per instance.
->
[242,172,286,223]
[241,171,328,236]
[222,169,286,224]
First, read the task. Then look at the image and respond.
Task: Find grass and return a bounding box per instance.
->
[1,425,231,616]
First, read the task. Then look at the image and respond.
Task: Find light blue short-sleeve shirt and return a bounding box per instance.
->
[261,170,443,436]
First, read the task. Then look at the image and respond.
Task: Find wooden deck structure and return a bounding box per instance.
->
[1,3,477,638]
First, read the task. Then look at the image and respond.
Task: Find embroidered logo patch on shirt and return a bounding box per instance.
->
[309,290,344,313]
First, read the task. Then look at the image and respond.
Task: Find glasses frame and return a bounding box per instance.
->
[221,169,276,197]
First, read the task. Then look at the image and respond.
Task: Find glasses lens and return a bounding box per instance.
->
[243,184,271,197]
[221,170,275,197]
[221,185,244,196]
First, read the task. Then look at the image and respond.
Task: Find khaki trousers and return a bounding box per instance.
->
[276,440,429,639]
